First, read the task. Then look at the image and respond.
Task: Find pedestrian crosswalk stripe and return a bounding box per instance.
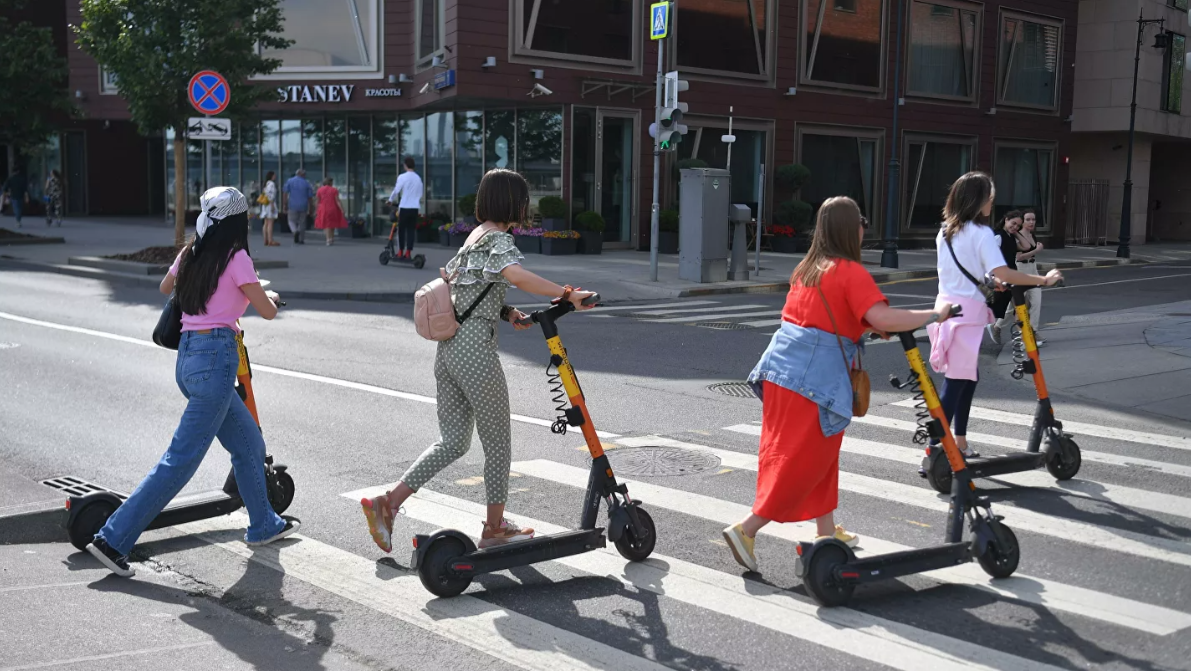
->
[720,425,1191,521]
[179,514,669,671]
[630,304,769,316]
[587,300,721,313]
[739,318,784,327]
[892,399,1191,451]
[348,487,1071,671]
[644,310,780,323]
[508,457,1191,635]
[851,413,1191,479]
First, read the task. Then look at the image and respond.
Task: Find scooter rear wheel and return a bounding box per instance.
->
[418,536,473,598]
[68,501,116,552]
[269,470,295,515]
[614,507,656,561]
[804,544,855,607]
[1046,436,1081,481]
[379,251,390,265]
[925,449,953,494]
[413,254,426,269]
[977,521,1020,579]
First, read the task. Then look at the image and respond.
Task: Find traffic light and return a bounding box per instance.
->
[658,71,688,151]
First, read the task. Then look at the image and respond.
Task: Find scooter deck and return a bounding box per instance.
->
[837,541,970,583]
[967,452,1048,479]
[145,490,244,531]
[447,528,607,576]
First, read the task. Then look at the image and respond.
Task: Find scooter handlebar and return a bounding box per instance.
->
[514,293,601,327]
[868,304,962,341]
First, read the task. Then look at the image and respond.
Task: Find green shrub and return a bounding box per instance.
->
[774,200,813,231]
[537,195,567,218]
[775,164,811,197]
[457,194,476,217]
[659,209,679,233]
[574,210,606,233]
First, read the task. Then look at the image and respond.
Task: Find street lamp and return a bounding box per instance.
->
[881,0,906,268]
[1118,11,1178,258]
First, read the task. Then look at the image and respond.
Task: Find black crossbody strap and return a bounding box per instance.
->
[945,236,984,291]
[456,282,496,323]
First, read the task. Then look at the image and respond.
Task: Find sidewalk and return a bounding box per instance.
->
[4,217,1191,303]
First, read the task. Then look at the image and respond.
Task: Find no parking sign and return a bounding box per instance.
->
[188,70,230,115]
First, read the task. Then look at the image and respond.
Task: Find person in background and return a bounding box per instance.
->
[314,177,348,246]
[927,173,1061,465]
[987,210,1022,345]
[1015,209,1044,345]
[721,196,956,574]
[44,169,63,227]
[260,171,279,247]
[387,157,423,260]
[3,165,29,228]
[283,168,315,245]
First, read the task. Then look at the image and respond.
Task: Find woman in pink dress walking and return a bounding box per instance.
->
[314,177,348,246]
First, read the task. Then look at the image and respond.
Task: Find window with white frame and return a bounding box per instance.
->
[997,11,1062,110]
[515,0,637,66]
[418,0,446,66]
[262,0,380,74]
[99,66,118,95]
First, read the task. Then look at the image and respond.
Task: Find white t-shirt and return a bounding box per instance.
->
[389,171,423,210]
[936,222,1006,301]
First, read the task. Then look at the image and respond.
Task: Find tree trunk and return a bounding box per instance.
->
[173,129,186,247]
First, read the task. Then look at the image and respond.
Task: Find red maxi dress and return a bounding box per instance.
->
[315,185,348,229]
[753,259,887,523]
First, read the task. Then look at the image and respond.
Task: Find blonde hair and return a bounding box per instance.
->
[790,196,863,288]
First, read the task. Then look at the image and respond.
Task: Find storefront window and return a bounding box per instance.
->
[165,128,176,218]
[997,12,1062,110]
[678,0,771,78]
[325,118,348,203]
[908,1,979,100]
[23,135,62,202]
[241,123,260,201]
[220,125,240,189]
[347,116,372,221]
[516,0,635,65]
[903,136,975,229]
[281,120,301,182]
[677,126,767,213]
[517,109,563,210]
[994,143,1053,229]
[301,119,323,186]
[456,111,484,210]
[802,0,885,89]
[425,112,454,219]
[373,116,399,234]
[799,130,880,223]
[484,111,514,172]
[264,0,380,73]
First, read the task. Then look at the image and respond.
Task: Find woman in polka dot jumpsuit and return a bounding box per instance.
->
[361,169,596,551]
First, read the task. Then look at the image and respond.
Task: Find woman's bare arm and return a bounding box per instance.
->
[240,282,279,320]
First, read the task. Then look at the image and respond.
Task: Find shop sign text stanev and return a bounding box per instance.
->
[277,85,403,103]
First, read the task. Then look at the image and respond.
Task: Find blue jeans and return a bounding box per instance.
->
[931,374,979,444]
[97,328,286,554]
[10,198,23,223]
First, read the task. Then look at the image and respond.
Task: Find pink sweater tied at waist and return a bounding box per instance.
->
[926,294,993,381]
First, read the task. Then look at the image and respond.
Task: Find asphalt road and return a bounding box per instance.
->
[2,259,1191,671]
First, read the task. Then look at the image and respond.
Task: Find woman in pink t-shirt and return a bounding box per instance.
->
[85,187,300,578]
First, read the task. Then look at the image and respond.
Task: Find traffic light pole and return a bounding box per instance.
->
[649,38,664,282]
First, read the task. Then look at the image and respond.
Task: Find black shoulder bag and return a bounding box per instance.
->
[153,295,183,350]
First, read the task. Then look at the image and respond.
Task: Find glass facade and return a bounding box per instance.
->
[162,108,565,234]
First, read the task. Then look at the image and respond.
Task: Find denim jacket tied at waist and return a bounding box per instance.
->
[747,321,864,437]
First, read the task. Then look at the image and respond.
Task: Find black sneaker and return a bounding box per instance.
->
[86,537,135,577]
[247,516,301,546]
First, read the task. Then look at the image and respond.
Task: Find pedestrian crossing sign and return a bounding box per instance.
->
[650,2,669,40]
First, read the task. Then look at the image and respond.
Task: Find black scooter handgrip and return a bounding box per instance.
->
[949,304,962,317]
[581,293,601,307]
[514,316,535,327]
[277,301,287,307]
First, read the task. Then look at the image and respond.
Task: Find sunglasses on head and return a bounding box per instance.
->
[859,216,870,229]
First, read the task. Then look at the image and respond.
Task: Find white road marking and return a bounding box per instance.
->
[509,456,1191,635]
[738,319,784,327]
[643,310,780,323]
[1049,272,1191,291]
[891,399,1191,451]
[0,642,217,671]
[182,515,669,671]
[631,304,769,316]
[342,486,1069,671]
[587,300,720,313]
[0,311,619,439]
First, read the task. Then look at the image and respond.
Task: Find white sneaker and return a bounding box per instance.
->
[247,516,301,546]
[986,324,1002,345]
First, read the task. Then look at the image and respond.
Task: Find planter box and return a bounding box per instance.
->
[541,238,577,255]
[514,236,541,254]
[541,217,566,231]
[350,221,368,239]
[449,233,469,248]
[417,227,436,243]
[658,231,679,255]
[439,229,451,247]
[770,236,800,254]
[577,231,603,255]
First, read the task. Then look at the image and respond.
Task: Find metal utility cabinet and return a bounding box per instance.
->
[678,168,730,283]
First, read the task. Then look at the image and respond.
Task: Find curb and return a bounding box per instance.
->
[67,256,288,275]
[0,236,65,246]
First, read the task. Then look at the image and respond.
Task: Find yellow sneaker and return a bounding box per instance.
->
[360,495,396,553]
[722,523,758,572]
[815,525,859,548]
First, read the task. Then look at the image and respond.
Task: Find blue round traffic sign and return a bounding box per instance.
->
[188,70,230,115]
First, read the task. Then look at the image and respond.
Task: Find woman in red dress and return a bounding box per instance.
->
[722,197,954,573]
[314,177,348,246]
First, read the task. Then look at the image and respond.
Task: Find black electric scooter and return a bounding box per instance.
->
[378,206,426,269]
[919,285,1081,493]
[64,326,295,551]
[410,293,657,597]
[795,310,1021,607]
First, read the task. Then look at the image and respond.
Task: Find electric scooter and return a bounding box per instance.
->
[410,293,657,597]
[63,323,295,551]
[795,309,1021,607]
[378,209,426,269]
[919,285,1081,493]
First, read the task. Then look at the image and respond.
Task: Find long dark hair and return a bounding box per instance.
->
[790,196,864,287]
[175,211,251,315]
[942,172,994,241]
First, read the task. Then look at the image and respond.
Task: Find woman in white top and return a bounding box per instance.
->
[1015,209,1044,344]
[930,172,1062,459]
[260,171,279,247]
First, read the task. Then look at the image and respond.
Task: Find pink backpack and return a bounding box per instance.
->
[414,234,497,341]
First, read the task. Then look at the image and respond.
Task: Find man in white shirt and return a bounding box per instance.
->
[387,157,424,259]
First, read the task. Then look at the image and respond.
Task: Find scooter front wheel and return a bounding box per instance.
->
[804,544,855,607]
[68,501,116,552]
[269,470,295,515]
[1046,435,1081,481]
[925,449,953,494]
[977,521,1020,579]
[614,507,656,561]
[413,254,426,269]
[418,536,473,598]
[379,251,390,265]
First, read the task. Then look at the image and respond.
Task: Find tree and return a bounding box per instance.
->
[0,2,74,160]
[75,0,291,245]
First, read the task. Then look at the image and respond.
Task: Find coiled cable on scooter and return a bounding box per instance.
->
[546,357,569,435]
[893,370,932,445]
[1010,322,1027,380]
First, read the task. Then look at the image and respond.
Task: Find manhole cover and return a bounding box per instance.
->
[596,446,720,477]
[707,382,758,398]
[40,476,122,498]
[695,322,752,330]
